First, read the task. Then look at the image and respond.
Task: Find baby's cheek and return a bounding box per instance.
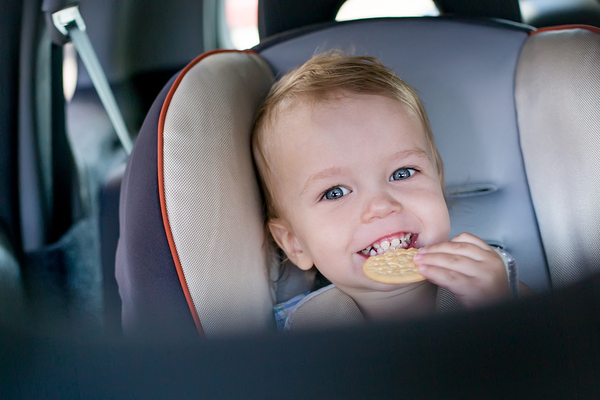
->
[295,218,331,253]
[308,227,345,261]
[439,220,451,242]
[434,195,451,235]
[424,204,451,245]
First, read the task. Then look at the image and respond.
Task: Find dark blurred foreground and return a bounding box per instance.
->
[2,274,600,399]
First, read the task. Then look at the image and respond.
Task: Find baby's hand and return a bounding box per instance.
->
[413,233,510,308]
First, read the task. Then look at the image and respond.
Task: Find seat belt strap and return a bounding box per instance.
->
[51,6,133,155]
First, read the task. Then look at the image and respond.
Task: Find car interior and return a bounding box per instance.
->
[2,0,600,397]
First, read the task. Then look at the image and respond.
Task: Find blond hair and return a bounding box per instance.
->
[252,52,444,219]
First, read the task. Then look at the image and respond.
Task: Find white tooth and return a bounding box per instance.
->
[361,249,368,255]
[377,248,384,255]
[366,246,373,252]
[400,236,407,249]
[391,238,400,247]
[369,249,377,256]
[381,240,390,249]
[406,233,412,243]
[389,245,397,251]
[373,243,380,249]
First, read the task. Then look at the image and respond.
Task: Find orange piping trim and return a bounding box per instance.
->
[158,49,257,337]
[532,24,600,36]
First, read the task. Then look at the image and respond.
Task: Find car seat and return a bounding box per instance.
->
[115,16,600,338]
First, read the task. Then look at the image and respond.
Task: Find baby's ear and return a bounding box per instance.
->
[268,218,314,271]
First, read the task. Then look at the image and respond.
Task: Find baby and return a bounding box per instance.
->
[252,53,526,330]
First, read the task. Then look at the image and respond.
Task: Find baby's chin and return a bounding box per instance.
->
[366,280,424,292]
[335,276,423,294]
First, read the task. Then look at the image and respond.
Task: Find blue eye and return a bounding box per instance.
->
[390,168,416,181]
[323,186,350,200]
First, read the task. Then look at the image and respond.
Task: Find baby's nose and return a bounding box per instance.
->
[360,192,402,223]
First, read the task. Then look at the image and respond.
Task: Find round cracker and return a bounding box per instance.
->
[362,248,425,284]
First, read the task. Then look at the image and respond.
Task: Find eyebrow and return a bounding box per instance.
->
[301,166,349,196]
[385,148,430,164]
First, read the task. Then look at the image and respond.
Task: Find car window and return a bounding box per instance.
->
[63,43,77,102]
[223,0,440,50]
[336,0,439,21]
[225,0,259,49]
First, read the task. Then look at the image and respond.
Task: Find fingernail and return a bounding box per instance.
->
[413,253,422,260]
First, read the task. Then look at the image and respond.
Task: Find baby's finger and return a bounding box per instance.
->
[418,241,487,262]
[450,232,492,251]
[418,264,471,293]
[414,252,481,277]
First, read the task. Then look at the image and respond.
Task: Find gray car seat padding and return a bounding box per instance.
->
[515,26,600,287]
[258,18,551,292]
[159,50,276,336]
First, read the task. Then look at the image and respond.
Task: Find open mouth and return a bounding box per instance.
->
[360,233,416,257]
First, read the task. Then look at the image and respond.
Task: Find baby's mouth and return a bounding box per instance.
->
[360,233,416,257]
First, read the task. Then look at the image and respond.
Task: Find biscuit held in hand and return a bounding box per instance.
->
[363,248,425,284]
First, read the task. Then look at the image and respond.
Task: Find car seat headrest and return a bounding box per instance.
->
[515,26,600,286]
[117,51,276,338]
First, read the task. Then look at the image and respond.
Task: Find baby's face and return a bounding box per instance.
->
[267,94,450,293]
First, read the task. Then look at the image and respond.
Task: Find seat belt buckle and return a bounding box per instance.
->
[51,6,86,36]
